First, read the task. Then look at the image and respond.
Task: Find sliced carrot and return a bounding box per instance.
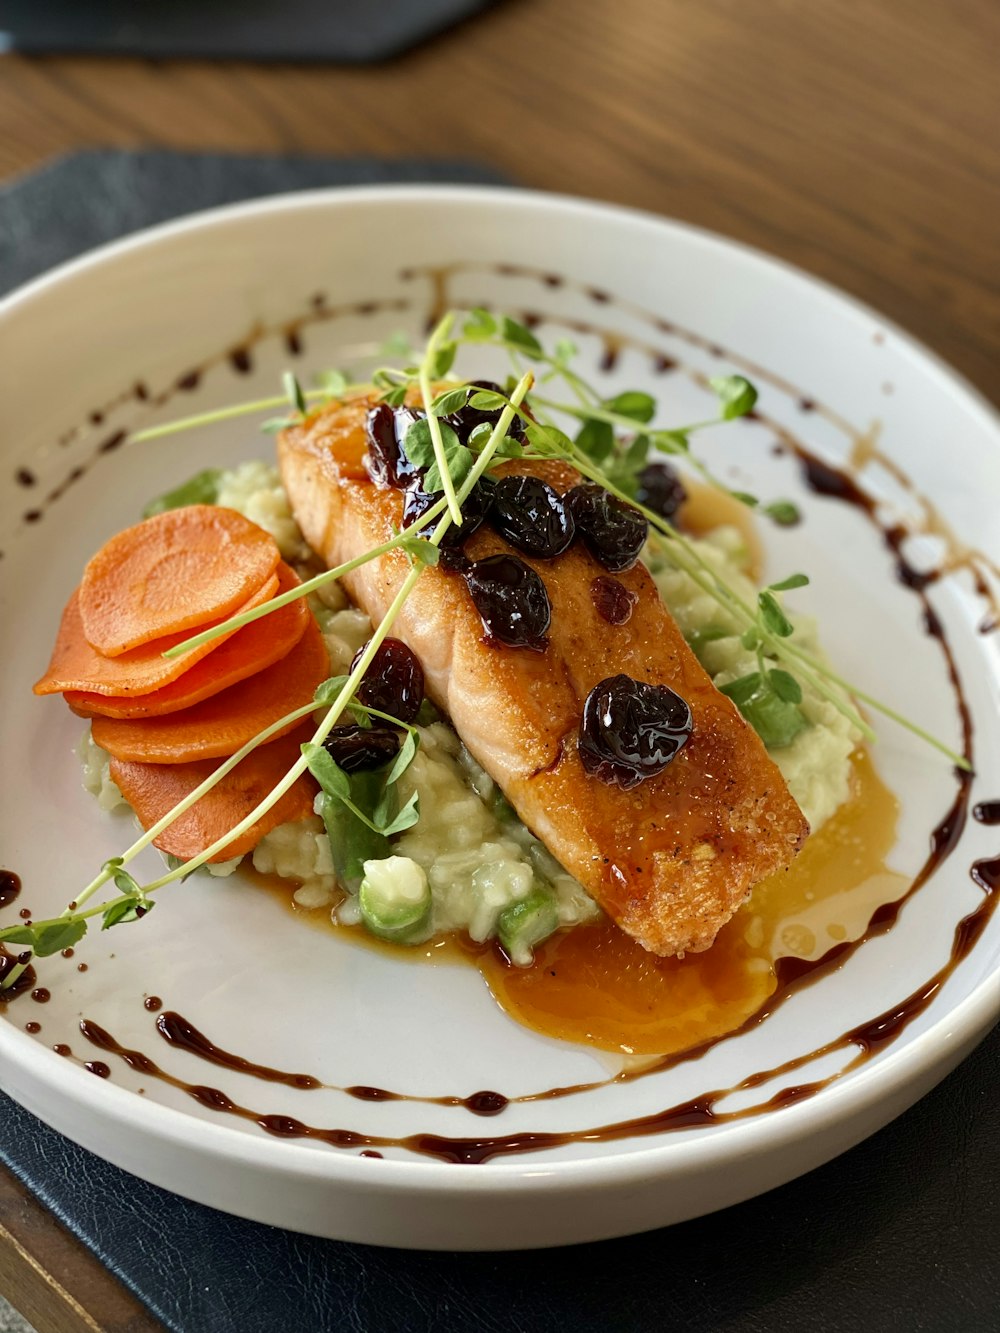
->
[34,570,279,698]
[91,619,328,763]
[79,504,281,657]
[108,727,318,862]
[65,563,311,719]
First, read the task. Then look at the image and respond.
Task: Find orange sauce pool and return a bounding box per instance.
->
[679,483,764,578]
[260,749,904,1059]
[478,749,904,1055]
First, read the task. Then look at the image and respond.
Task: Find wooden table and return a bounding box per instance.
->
[0,1,997,1328]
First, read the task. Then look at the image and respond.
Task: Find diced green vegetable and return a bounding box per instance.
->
[498,884,559,966]
[358,857,432,944]
[318,771,390,892]
[143,468,222,517]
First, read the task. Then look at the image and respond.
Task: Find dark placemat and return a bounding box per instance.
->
[0,0,500,63]
[2,151,999,1331]
[0,149,507,296]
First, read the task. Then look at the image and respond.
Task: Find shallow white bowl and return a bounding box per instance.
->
[1,187,998,1249]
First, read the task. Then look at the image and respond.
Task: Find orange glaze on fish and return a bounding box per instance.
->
[279,394,809,957]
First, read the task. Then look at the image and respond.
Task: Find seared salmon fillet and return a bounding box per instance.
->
[279,395,809,957]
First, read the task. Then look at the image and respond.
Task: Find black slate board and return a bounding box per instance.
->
[1,151,998,1332]
[0,0,500,63]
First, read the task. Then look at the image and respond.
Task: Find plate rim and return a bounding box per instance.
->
[1,182,998,1197]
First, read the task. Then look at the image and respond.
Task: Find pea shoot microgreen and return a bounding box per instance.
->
[1,363,533,988]
[2,312,970,989]
[143,468,222,517]
[402,415,473,494]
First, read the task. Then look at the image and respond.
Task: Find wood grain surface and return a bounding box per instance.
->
[0,0,997,400]
[0,1,996,1329]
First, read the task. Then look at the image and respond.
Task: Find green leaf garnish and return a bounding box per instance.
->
[143,468,222,518]
[104,859,143,897]
[768,572,809,592]
[398,535,441,567]
[524,421,573,457]
[0,924,36,946]
[385,729,419,787]
[314,675,352,707]
[431,386,471,415]
[575,417,615,465]
[758,590,795,638]
[102,899,153,930]
[768,668,803,704]
[720,671,808,748]
[764,500,801,526]
[402,416,473,494]
[605,390,656,424]
[430,341,457,379]
[303,742,351,802]
[710,374,758,420]
[500,315,543,359]
[467,390,508,411]
[463,308,497,340]
[378,789,421,837]
[283,371,308,417]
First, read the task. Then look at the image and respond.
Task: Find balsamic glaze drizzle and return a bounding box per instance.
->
[4,267,997,1163]
[77,849,996,1166]
[0,870,21,910]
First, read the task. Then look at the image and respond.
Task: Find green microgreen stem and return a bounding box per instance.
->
[15,310,965,987]
[475,378,964,767]
[51,368,533,935]
[143,572,426,892]
[569,447,879,742]
[163,501,448,657]
[68,698,322,916]
[1,960,30,991]
[773,639,973,769]
[129,388,362,443]
[530,394,685,439]
[132,372,532,889]
[419,312,463,526]
[472,334,598,407]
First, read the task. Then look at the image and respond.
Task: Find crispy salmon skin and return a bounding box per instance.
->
[279,395,809,956]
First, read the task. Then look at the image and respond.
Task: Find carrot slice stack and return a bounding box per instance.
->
[65,562,311,719]
[36,503,330,864]
[91,618,328,763]
[78,505,281,656]
[109,727,318,862]
[33,571,280,698]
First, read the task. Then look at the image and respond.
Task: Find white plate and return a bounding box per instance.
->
[1,188,998,1250]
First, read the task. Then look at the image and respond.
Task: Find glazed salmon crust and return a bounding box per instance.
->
[279,395,809,957]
